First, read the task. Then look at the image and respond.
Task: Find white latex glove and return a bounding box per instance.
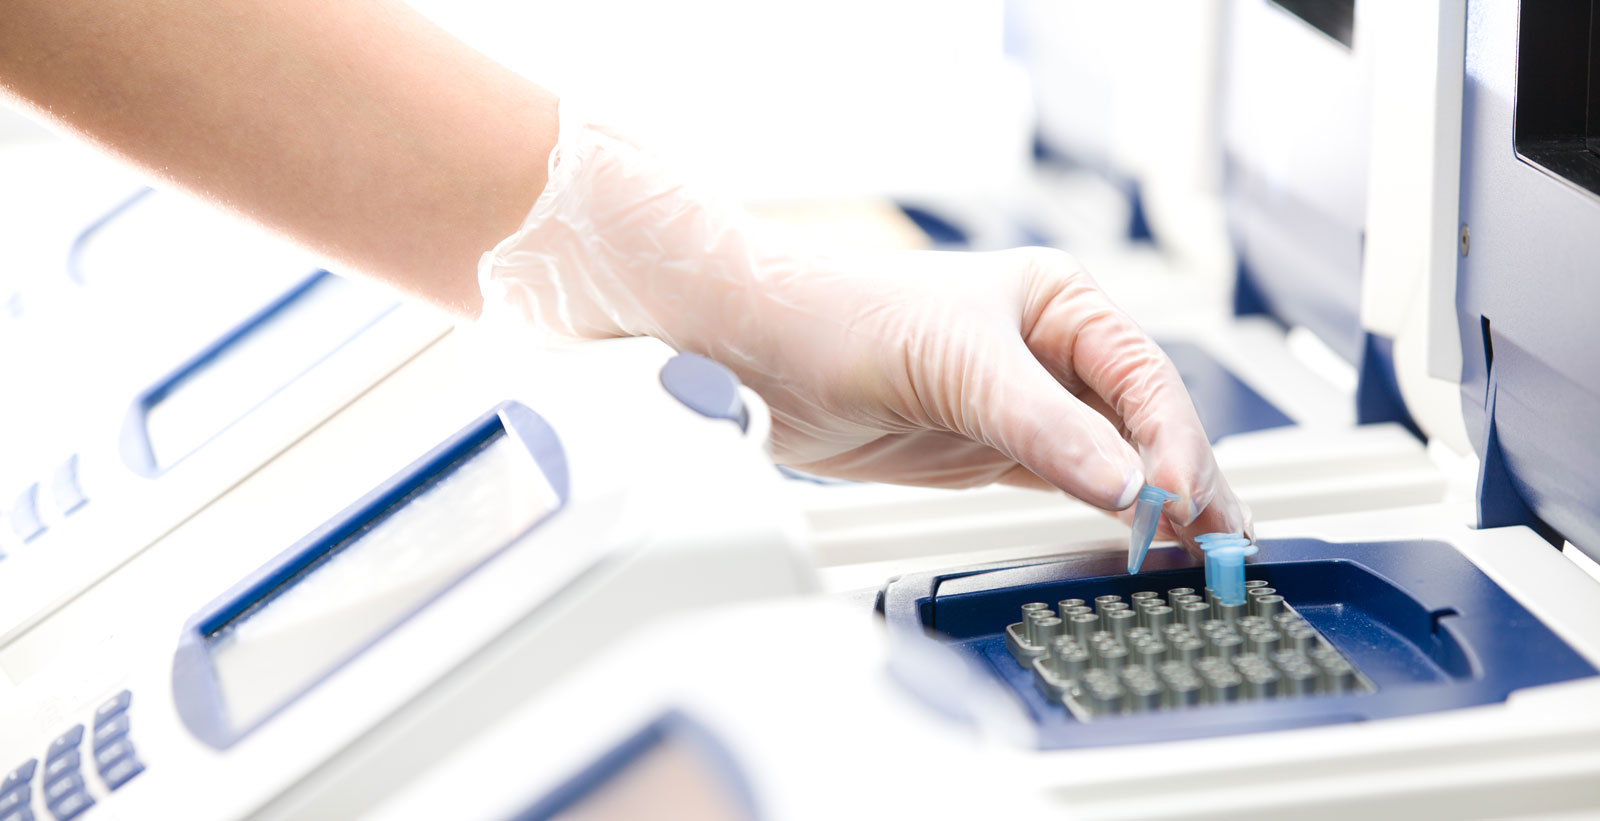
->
[479,105,1251,545]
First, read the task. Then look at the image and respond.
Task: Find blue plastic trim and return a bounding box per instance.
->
[896,204,970,246]
[8,483,44,544]
[49,455,87,518]
[1230,258,1272,318]
[659,354,749,432]
[1355,332,1424,439]
[1157,340,1294,442]
[119,270,399,477]
[881,538,1595,749]
[172,401,570,749]
[775,466,856,486]
[512,710,760,821]
[1125,180,1155,244]
[65,187,155,286]
[1030,133,1085,170]
[1474,373,1561,546]
[1457,0,1600,558]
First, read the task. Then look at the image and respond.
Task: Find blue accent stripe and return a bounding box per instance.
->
[173,401,570,749]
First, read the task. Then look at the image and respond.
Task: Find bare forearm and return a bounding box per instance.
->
[0,0,558,316]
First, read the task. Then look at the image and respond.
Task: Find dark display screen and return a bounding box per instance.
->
[1515,0,1600,198]
[1271,0,1355,48]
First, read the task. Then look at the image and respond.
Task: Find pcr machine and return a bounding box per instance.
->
[361,5,1600,818]
[0,179,448,666]
[1,2,1598,819]
[0,330,812,820]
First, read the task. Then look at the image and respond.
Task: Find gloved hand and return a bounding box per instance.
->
[479,104,1251,545]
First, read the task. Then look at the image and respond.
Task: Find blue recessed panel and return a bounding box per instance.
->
[881,538,1595,749]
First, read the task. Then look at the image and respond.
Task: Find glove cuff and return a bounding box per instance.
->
[476,98,773,353]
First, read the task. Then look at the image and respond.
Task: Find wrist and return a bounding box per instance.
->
[477,101,773,353]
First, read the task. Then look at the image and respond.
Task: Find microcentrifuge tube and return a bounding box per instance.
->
[1127,485,1180,574]
[1196,532,1247,594]
[1210,543,1260,607]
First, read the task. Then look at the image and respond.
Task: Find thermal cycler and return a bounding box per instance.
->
[352,6,1600,818]
[0,180,448,671]
[0,2,1597,819]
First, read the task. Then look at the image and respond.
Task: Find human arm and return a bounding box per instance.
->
[0,0,555,315]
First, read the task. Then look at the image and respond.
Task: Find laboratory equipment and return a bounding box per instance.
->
[0,181,450,676]
[0,334,810,820]
[1017,590,1374,719]
[1125,485,1178,574]
[355,3,1600,817]
[856,0,1600,780]
[3,2,1598,819]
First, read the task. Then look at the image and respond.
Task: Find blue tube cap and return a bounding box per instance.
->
[1211,543,1260,606]
[1127,485,1180,574]
[1198,533,1249,593]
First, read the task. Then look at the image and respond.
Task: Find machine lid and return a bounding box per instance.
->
[1221,0,1373,363]
[1456,0,1600,560]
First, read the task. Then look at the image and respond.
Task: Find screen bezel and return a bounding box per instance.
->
[172,400,570,749]
[510,711,760,821]
[118,269,398,477]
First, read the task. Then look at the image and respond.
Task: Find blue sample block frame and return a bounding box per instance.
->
[880,538,1596,749]
[172,401,570,749]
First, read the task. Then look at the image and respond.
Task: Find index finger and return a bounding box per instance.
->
[1017,249,1240,529]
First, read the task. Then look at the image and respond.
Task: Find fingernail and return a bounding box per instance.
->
[1114,471,1144,510]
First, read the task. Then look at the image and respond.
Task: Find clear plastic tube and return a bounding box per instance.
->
[1197,533,1248,594]
[1211,543,1260,606]
[1127,485,1180,574]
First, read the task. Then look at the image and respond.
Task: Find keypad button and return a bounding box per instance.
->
[8,485,44,544]
[91,740,132,774]
[93,691,131,727]
[38,776,79,806]
[44,728,81,763]
[97,757,143,792]
[49,456,87,518]
[90,715,128,750]
[44,789,91,821]
[0,785,29,814]
[8,806,36,821]
[38,755,75,787]
[0,760,34,791]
